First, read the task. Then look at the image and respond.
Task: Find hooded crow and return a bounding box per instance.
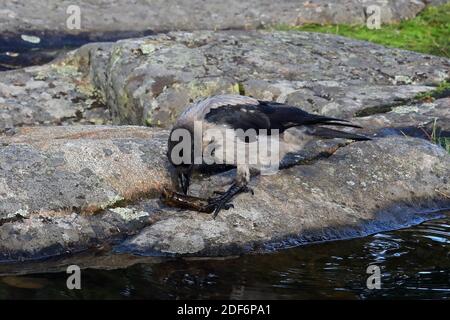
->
[167,94,370,218]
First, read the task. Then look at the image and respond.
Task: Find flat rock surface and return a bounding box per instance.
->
[0,48,111,131]
[0,0,441,35]
[0,126,170,219]
[0,126,449,261]
[0,126,170,262]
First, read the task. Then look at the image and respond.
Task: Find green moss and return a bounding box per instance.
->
[430,118,450,154]
[231,82,246,95]
[274,3,450,57]
[415,80,450,100]
[188,80,223,97]
[140,43,158,55]
[53,63,80,77]
[438,137,450,153]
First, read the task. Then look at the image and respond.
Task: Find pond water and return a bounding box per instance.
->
[0,213,448,300]
[0,31,155,71]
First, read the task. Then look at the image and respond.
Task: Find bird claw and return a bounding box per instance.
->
[205,195,235,219]
[243,186,254,196]
[225,203,234,210]
[205,184,252,219]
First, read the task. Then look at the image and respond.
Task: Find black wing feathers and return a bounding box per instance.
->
[204,100,364,133]
[204,104,271,132]
[309,127,371,141]
[256,101,362,129]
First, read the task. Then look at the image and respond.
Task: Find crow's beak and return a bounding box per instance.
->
[178,172,190,195]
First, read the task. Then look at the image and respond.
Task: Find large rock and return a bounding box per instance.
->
[356,97,450,138]
[0,126,170,262]
[118,136,450,256]
[0,126,449,261]
[0,126,170,219]
[0,49,111,131]
[3,31,448,131]
[85,31,449,127]
[0,0,438,36]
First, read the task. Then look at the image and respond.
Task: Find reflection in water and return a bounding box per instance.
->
[0,215,449,299]
[0,31,156,71]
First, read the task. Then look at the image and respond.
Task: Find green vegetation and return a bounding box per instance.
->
[438,137,450,153]
[416,80,450,101]
[431,118,450,154]
[275,3,450,57]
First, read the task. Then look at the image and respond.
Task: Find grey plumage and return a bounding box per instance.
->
[167,94,370,217]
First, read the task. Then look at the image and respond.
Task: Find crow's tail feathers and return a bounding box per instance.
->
[261,103,369,138]
[276,107,362,129]
[301,114,363,129]
[309,127,372,141]
[282,108,370,139]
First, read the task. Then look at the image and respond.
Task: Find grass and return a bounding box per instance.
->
[415,80,450,154]
[438,137,450,153]
[431,118,450,154]
[416,80,450,101]
[275,3,450,57]
[414,82,450,154]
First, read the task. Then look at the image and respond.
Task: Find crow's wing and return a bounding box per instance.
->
[203,98,362,133]
[177,94,260,125]
[204,103,272,132]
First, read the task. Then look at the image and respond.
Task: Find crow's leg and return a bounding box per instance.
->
[206,164,253,218]
[206,182,253,218]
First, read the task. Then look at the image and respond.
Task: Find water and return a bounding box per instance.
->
[0,214,448,300]
[0,31,155,71]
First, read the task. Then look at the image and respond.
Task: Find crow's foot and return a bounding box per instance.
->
[205,197,234,218]
[244,185,255,196]
[206,183,253,218]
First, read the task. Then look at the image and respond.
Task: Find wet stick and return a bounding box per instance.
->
[161,188,214,213]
